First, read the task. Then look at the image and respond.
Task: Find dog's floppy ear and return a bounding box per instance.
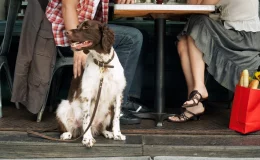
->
[101,24,114,53]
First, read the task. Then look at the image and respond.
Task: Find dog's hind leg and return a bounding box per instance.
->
[81,100,96,147]
[60,132,72,140]
[56,100,76,140]
[112,94,126,141]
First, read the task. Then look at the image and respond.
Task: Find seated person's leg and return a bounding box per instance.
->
[126,30,150,113]
[108,24,143,125]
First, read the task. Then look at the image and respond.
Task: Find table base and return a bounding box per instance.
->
[133,113,175,127]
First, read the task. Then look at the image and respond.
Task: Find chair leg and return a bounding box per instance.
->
[37,68,58,122]
[0,68,2,118]
[3,63,19,109]
[37,108,43,122]
[49,68,64,112]
[15,102,20,109]
[37,84,51,122]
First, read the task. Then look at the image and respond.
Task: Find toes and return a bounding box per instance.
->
[183,99,197,105]
[60,132,72,140]
[113,133,126,141]
[168,117,178,122]
[82,137,96,147]
[103,131,114,139]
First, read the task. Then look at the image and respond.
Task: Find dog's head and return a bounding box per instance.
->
[66,20,114,54]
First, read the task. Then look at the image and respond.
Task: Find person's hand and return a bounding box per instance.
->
[115,0,135,4]
[73,50,88,78]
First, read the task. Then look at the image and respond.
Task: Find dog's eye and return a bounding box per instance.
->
[83,26,89,29]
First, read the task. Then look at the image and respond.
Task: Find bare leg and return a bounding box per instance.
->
[177,36,194,95]
[183,36,208,106]
[168,36,206,122]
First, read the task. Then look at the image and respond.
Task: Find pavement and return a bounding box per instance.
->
[1,157,260,160]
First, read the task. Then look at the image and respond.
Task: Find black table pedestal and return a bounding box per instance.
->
[134,18,174,127]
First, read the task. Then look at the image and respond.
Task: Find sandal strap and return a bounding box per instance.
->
[188,90,197,100]
[183,90,207,108]
[170,108,204,122]
[178,110,200,121]
[185,90,203,107]
[178,113,190,121]
[185,109,196,117]
[189,90,202,101]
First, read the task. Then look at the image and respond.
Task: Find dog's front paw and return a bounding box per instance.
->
[102,131,114,139]
[113,132,126,141]
[60,132,72,140]
[82,137,96,147]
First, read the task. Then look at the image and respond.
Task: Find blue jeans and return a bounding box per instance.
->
[108,24,143,105]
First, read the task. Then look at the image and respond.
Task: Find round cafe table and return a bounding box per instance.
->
[114,4,215,127]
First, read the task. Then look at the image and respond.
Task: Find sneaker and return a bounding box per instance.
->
[120,108,141,125]
[124,100,150,113]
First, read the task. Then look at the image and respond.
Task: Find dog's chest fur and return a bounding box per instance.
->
[81,50,125,104]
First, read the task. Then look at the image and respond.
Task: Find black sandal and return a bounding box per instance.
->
[182,90,207,108]
[168,107,205,123]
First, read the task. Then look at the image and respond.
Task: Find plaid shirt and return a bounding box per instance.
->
[46,0,109,46]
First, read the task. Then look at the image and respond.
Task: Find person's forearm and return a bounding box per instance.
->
[62,3,79,30]
[200,0,219,5]
[187,0,201,4]
[187,0,219,5]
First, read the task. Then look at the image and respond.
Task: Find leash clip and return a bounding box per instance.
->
[100,64,105,75]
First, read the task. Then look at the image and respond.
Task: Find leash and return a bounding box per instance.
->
[27,52,115,142]
[27,75,104,142]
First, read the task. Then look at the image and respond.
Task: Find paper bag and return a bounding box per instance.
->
[229,85,260,134]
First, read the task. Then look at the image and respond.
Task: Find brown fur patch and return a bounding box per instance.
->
[67,73,83,103]
[72,128,83,138]
[79,96,89,103]
[56,117,83,138]
[95,123,103,136]
[56,117,67,133]
[105,105,114,131]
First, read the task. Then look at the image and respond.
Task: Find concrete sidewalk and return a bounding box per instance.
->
[2,157,260,160]
[154,157,260,160]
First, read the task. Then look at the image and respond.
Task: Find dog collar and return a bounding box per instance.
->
[93,51,115,68]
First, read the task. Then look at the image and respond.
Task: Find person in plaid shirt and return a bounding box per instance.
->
[46,0,149,125]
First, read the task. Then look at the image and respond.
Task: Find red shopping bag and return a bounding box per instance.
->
[229,85,260,134]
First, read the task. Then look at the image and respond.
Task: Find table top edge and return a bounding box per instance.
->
[114,4,215,11]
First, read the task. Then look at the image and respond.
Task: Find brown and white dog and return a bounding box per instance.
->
[56,20,126,147]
